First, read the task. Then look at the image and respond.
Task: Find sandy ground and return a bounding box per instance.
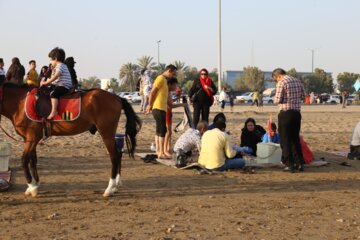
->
[1,104,360,240]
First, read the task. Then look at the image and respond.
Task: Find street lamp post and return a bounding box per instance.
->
[157,40,161,66]
[309,48,317,73]
[218,0,222,92]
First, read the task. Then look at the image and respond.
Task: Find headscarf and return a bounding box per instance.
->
[199,68,214,104]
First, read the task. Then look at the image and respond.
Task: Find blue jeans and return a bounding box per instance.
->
[213,158,246,171]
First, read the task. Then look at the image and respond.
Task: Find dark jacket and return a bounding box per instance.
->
[6,61,25,85]
[240,125,266,156]
[68,67,78,86]
[189,78,217,106]
[65,58,78,86]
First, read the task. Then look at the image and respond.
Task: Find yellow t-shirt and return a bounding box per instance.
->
[152,75,168,111]
[26,69,39,86]
[198,128,237,169]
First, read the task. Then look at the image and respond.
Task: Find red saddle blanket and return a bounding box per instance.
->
[25,88,81,122]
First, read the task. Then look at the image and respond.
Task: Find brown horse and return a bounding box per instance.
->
[0,83,141,197]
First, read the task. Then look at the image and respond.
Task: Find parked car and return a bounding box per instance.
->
[236,92,254,103]
[118,92,138,102]
[119,92,132,99]
[263,95,274,104]
[327,95,341,104]
[347,94,356,104]
[131,92,142,103]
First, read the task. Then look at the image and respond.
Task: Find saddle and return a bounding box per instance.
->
[25,87,82,139]
[25,87,81,122]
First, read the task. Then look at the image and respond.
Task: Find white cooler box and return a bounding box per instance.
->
[0,141,11,172]
[256,142,282,165]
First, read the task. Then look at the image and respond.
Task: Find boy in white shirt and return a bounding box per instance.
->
[40,47,72,119]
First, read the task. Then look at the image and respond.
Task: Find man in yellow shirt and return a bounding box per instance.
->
[198,121,246,171]
[146,64,177,159]
[26,60,39,87]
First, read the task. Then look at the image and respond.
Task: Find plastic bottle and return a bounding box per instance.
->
[150,143,156,152]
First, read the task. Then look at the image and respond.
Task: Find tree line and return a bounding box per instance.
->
[235,66,359,94]
[78,56,359,94]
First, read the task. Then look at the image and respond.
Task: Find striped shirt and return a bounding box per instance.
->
[52,63,72,89]
[275,75,305,111]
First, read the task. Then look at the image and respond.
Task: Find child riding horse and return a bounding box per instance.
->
[0,83,141,197]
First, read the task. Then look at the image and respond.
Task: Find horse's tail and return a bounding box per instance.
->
[119,97,142,159]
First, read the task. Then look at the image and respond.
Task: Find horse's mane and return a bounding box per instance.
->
[3,82,33,89]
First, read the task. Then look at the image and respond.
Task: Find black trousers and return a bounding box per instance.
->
[193,103,210,128]
[350,145,360,156]
[278,110,304,168]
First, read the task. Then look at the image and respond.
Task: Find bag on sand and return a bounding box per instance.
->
[300,136,314,164]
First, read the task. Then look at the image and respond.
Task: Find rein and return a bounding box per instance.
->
[0,124,20,142]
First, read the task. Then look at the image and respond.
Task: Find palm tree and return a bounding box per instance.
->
[173,60,188,84]
[79,76,100,89]
[119,63,139,92]
[137,55,156,71]
[154,63,166,77]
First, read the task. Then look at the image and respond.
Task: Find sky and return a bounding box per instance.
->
[1,0,359,80]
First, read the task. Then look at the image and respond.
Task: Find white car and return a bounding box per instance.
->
[119,92,132,99]
[347,94,356,104]
[131,92,142,103]
[263,95,274,104]
[236,92,254,103]
[327,95,341,104]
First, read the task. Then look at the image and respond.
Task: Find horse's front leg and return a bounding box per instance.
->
[23,141,40,197]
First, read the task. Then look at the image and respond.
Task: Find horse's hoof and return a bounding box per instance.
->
[25,188,32,196]
[30,187,39,197]
[103,192,112,197]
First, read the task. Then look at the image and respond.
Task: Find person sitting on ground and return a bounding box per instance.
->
[208,113,226,130]
[348,121,360,160]
[240,117,266,156]
[40,47,73,119]
[262,122,280,143]
[25,60,39,87]
[173,121,208,167]
[164,77,188,156]
[198,121,246,171]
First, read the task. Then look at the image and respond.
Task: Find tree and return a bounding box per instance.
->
[183,80,194,94]
[154,63,166,76]
[209,68,219,90]
[173,60,188,85]
[234,66,264,92]
[137,55,156,71]
[287,68,300,79]
[106,78,122,93]
[119,63,139,92]
[79,76,100,89]
[337,72,359,93]
[302,68,334,94]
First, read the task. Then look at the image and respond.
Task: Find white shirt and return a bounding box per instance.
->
[0,67,5,76]
[52,63,72,89]
[350,121,360,146]
[142,71,153,96]
[219,90,228,102]
[174,128,201,153]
